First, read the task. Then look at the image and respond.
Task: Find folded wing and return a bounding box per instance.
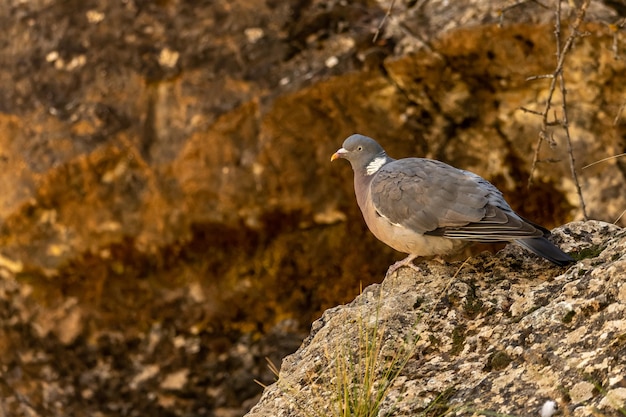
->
[370,158,544,243]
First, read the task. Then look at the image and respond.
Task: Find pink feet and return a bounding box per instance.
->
[385,254,422,277]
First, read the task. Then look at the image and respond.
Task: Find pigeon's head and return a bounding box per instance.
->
[331,134,388,174]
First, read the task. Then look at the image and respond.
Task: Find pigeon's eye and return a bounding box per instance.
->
[357,146,363,151]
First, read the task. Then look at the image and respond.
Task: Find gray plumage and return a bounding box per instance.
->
[331,134,574,271]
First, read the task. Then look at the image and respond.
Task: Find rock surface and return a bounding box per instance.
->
[246,221,626,416]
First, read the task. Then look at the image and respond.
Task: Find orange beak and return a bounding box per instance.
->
[331,148,347,162]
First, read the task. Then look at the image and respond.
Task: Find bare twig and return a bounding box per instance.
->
[373,0,396,43]
[581,150,626,226]
[526,74,555,81]
[519,107,544,116]
[609,17,625,60]
[558,59,588,219]
[525,0,590,220]
[372,0,438,54]
[582,153,626,169]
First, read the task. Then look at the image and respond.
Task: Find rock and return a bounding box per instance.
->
[569,381,596,404]
[160,369,189,391]
[246,221,626,417]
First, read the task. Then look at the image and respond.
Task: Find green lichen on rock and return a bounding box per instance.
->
[489,351,513,371]
[572,245,605,261]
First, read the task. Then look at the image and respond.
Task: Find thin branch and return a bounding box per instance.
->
[558,60,588,219]
[374,0,439,55]
[614,99,626,126]
[373,0,396,43]
[519,107,544,116]
[609,17,625,60]
[526,74,555,81]
[558,0,590,219]
[525,0,590,220]
[582,153,626,169]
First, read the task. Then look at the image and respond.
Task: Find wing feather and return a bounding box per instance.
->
[370,158,543,242]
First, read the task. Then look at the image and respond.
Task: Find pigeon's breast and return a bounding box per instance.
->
[359,186,467,257]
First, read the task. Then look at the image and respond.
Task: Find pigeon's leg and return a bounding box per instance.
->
[386,254,421,277]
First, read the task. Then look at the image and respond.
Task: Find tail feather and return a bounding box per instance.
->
[515,237,575,266]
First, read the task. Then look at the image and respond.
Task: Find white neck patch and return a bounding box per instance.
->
[365,156,387,176]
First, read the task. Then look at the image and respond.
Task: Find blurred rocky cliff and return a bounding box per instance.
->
[0,0,625,416]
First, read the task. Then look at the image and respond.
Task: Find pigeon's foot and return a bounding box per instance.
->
[385,254,421,277]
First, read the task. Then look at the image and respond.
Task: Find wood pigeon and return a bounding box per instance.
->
[331,134,575,274]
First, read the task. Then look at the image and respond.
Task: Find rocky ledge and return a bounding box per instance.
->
[247,221,626,417]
